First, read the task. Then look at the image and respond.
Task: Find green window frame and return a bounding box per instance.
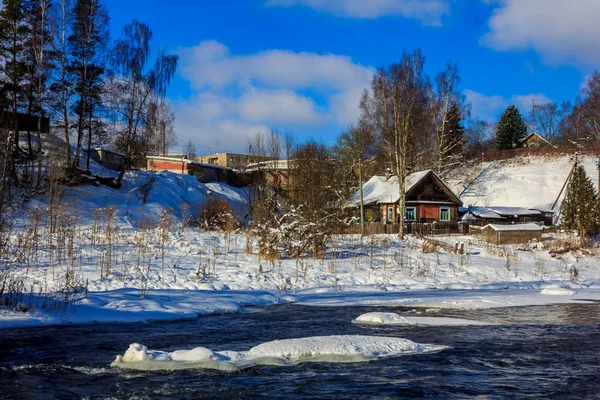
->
[440,206,451,222]
[405,206,417,221]
[387,206,395,222]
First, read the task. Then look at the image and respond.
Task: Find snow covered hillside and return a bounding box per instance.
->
[446,155,599,210]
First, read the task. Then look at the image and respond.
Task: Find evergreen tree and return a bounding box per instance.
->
[561,162,600,246]
[495,105,527,149]
[0,0,27,167]
[68,0,109,170]
[438,103,465,171]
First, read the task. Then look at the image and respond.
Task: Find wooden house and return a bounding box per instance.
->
[521,132,556,149]
[482,223,543,245]
[347,170,463,224]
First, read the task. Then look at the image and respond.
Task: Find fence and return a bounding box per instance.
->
[478,146,600,163]
[345,222,459,236]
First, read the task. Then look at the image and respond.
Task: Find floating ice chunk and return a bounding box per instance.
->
[111,335,447,372]
[540,288,577,296]
[247,335,444,362]
[353,312,490,326]
[120,343,173,362]
[170,347,221,362]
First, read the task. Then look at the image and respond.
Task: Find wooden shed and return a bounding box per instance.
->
[482,223,543,245]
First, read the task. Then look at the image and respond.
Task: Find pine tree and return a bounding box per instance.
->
[68,0,109,170]
[495,105,528,149]
[0,0,27,168]
[561,162,600,246]
[438,103,464,172]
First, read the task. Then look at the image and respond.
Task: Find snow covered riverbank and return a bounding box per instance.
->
[2,165,600,329]
[2,285,600,329]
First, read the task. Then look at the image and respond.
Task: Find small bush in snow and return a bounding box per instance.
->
[421,239,438,253]
[196,198,238,232]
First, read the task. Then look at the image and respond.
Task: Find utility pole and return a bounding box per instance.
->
[597,155,600,200]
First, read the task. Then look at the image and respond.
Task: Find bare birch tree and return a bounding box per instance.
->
[361,50,429,238]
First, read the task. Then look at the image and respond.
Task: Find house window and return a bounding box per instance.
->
[387,206,395,223]
[440,206,451,221]
[405,206,417,221]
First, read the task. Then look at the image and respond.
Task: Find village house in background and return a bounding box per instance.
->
[520,132,557,149]
[347,170,463,226]
[146,155,246,186]
[0,112,50,134]
[195,153,277,170]
[245,159,293,189]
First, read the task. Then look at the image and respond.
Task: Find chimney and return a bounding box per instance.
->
[385,168,392,180]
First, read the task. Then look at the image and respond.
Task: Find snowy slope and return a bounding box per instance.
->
[446,155,599,210]
[25,170,248,225]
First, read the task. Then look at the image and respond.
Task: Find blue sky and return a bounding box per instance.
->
[103,0,599,155]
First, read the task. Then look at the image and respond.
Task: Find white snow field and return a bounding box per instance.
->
[111,336,448,372]
[2,154,600,329]
[352,312,490,326]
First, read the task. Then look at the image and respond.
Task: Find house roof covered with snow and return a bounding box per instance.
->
[346,170,461,207]
[463,206,545,221]
[521,132,557,148]
[245,159,292,171]
[483,223,543,232]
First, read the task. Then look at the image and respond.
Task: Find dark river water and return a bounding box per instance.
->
[1,302,600,399]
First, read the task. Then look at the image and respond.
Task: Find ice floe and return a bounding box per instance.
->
[540,288,577,296]
[353,312,490,326]
[111,335,447,372]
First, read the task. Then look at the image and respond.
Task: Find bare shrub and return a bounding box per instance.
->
[549,236,580,256]
[421,239,438,253]
[196,197,238,232]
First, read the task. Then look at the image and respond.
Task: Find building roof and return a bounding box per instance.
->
[146,155,233,171]
[464,206,545,220]
[245,159,292,171]
[93,147,129,158]
[346,169,462,208]
[483,223,543,232]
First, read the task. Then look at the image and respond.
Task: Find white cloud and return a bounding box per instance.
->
[238,88,325,124]
[175,41,373,153]
[511,93,552,112]
[466,89,551,121]
[265,0,449,25]
[465,89,506,121]
[481,0,600,67]
[180,40,373,91]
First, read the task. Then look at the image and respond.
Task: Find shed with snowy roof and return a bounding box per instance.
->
[460,206,554,226]
[347,170,462,224]
[482,223,543,245]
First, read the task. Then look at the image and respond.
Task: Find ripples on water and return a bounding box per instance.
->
[1,303,599,399]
